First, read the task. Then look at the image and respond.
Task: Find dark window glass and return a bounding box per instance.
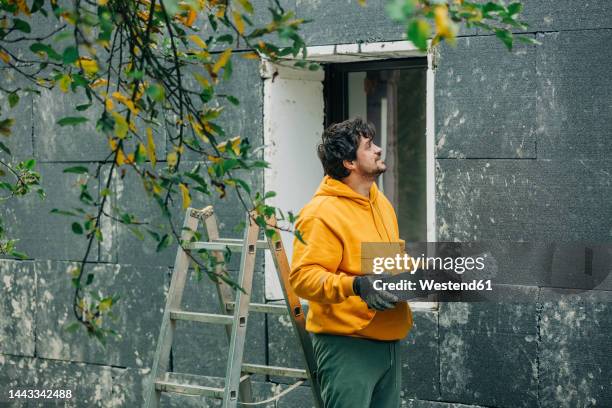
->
[324,59,428,242]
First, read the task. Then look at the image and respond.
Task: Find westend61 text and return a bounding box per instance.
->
[373,279,493,292]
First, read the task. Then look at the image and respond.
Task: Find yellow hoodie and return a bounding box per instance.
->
[290,176,413,341]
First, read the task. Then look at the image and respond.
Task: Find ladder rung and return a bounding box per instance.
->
[155,380,224,398]
[184,239,270,252]
[170,310,233,325]
[227,302,288,315]
[242,363,308,379]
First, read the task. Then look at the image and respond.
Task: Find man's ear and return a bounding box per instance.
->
[342,159,355,172]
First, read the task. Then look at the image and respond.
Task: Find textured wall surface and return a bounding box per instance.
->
[1,1,611,407]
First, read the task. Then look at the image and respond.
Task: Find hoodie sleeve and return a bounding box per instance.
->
[290,216,356,304]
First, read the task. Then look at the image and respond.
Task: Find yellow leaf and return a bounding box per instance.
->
[108,137,118,151]
[15,0,31,15]
[0,50,10,64]
[188,116,209,144]
[233,11,245,35]
[105,98,114,111]
[207,155,222,164]
[434,5,455,39]
[146,128,157,167]
[241,52,259,60]
[69,267,80,278]
[91,78,108,88]
[116,148,126,165]
[58,74,71,93]
[99,298,112,312]
[236,0,253,14]
[230,136,241,155]
[111,91,139,116]
[111,111,128,138]
[179,183,191,209]
[193,72,210,88]
[76,57,99,75]
[213,48,232,74]
[98,0,108,5]
[185,9,197,26]
[189,35,208,49]
[215,4,226,18]
[167,152,178,168]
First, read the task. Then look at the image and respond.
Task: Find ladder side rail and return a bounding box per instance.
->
[144,208,200,408]
[265,216,325,408]
[222,213,260,408]
[202,206,236,338]
[203,206,254,403]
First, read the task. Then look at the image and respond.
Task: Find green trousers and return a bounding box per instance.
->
[312,333,401,408]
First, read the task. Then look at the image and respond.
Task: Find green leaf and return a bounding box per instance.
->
[516,36,541,46]
[226,95,239,105]
[23,158,35,170]
[0,141,11,155]
[63,166,89,174]
[407,19,430,51]
[128,226,145,240]
[294,229,307,245]
[146,83,165,102]
[76,103,92,111]
[208,14,218,31]
[386,0,414,22]
[156,234,171,252]
[232,178,251,194]
[161,0,179,15]
[72,222,84,234]
[86,273,94,285]
[62,46,79,64]
[223,58,233,81]
[30,0,44,13]
[12,19,31,33]
[507,2,523,16]
[10,251,28,260]
[495,28,513,51]
[216,34,234,44]
[8,92,19,108]
[200,86,214,103]
[57,116,89,126]
[29,43,61,60]
[64,322,81,333]
[251,160,269,168]
[50,208,78,216]
[482,2,505,14]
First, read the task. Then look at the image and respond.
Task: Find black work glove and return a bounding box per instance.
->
[353,275,399,311]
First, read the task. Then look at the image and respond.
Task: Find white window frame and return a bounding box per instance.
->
[261,40,438,312]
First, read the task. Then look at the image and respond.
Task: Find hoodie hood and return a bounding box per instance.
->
[314,175,379,207]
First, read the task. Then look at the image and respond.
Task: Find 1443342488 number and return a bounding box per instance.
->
[8,389,73,399]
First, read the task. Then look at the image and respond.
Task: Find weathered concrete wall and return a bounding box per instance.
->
[1,1,611,407]
[430,6,612,408]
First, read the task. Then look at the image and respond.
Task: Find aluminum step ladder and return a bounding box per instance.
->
[144,206,323,408]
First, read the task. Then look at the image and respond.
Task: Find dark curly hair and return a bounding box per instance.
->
[317,117,376,180]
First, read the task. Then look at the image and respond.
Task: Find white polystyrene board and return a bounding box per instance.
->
[263,63,325,300]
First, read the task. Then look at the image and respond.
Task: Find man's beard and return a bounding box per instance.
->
[365,164,386,179]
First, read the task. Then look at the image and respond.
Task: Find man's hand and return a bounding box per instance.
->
[353,275,399,311]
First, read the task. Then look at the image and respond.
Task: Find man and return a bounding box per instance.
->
[290,117,413,408]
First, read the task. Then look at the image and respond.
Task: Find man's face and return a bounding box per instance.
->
[351,135,386,178]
